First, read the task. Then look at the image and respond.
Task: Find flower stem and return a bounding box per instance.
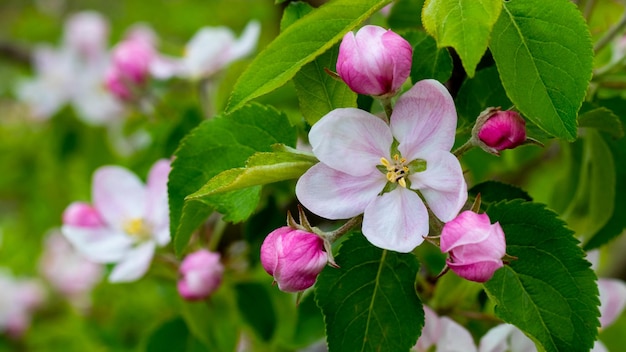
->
[379,96,393,123]
[208,214,228,252]
[327,215,363,242]
[594,11,626,53]
[452,139,475,158]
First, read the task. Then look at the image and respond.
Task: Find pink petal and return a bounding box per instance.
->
[447,260,503,283]
[93,166,146,230]
[296,163,386,219]
[598,278,626,328]
[61,225,133,263]
[108,241,156,283]
[337,28,389,95]
[310,108,393,177]
[409,151,467,222]
[391,80,458,160]
[144,159,171,244]
[362,187,428,252]
[440,212,494,252]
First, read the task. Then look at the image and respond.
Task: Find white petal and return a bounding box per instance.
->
[598,278,626,328]
[108,241,156,283]
[228,20,260,62]
[93,166,146,230]
[182,27,234,78]
[409,151,467,222]
[296,163,385,219]
[144,159,171,238]
[310,108,393,177]
[61,225,133,263]
[391,80,458,160]
[437,317,478,352]
[362,187,428,253]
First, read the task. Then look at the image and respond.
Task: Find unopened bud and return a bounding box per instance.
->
[62,202,104,228]
[473,108,527,155]
[177,249,224,301]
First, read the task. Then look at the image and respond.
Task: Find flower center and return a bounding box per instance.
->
[123,218,152,241]
[380,154,409,188]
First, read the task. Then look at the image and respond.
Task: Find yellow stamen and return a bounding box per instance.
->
[123,218,151,240]
[380,154,408,188]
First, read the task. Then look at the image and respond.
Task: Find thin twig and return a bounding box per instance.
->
[594,11,626,53]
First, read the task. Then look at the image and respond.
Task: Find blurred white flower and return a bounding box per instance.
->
[0,270,45,338]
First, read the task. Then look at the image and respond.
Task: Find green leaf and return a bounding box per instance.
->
[489,0,593,141]
[455,66,512,130]
[187,151,316,201]
[469,180,532,204]
[578,105,624,139]
[422,0,502,77]
[388,0,425,30]
[144,317,209,352]
[280,1,314,32]
[180,291,239,352]
[484,200,600,352]
[409,31,453,84]
[226,0,392,113]
[169,104,296,255]
[315,233,423,352]
[235,282,277,342]
[562,130,615,240]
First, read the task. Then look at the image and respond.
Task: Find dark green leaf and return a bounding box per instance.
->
[489,0,593,141]
[169,104,296,255]
[484,200,600,352]
[409,31,453,84]
[235,282,277,342]
[422,0,502,77]
[388,0,424,30]
[315,233,423,352]
[226,0,392,113]
[469,181,532,204]
[144,317,209,352]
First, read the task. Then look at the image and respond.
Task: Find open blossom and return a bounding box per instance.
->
[414,306,477,352]
[296,79,467,253]
[178,249,224,301]
[337,25,412,96]
[260,227,328,292]
[159,20,260,80]
[440,211,506,282]
[0,270,45,338]
[38,231,102,309]
[16,11,123,124]
[62,159,171,283]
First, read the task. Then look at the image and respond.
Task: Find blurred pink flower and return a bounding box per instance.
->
[296,80,467,252]
[16,11,123,124]
[260,227,327,292]
[414,306,477,352]
[62,159,171,283]
[0,270,45,338]
[177,249,224,301]
[440,211,506,283]
[337,25,412,97]
[159,21,260,80]
[39,231,102,308]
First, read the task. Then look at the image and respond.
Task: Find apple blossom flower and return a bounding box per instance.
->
[478,324,536,352]
[0,270,45,338]
[336,25,412,97]
[296,79,467,253]
[474,109,527,154]
[16,11,123,124]
[440,211,506,282]
[178,249,224,300]
[598,278,626,328]
[260,226,328,292]
[62,159,171,283]
[414,306,477,352]
[159,20,260,80]
[38,231,102,309]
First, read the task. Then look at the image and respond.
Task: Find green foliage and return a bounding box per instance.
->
[469,180,532,205]
[578,105,624,139]
[489,0,593,141]
[409,31,453,84]
[235,282,277,342]
[422,0,502,77]
[484,200,600,352]
[387,0,425,30]
[226,0,392,113]
[315,233,423,352]
[144,317,209,352]
[169,104,296,255]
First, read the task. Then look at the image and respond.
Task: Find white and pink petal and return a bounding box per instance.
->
[108,241,156,283]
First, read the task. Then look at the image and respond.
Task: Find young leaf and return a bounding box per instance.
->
[489,0,593,141]
[293,44,358,125]
[409,31,453,84]
[315,233,423,352]
[186,151,316,201]
[484,200,600,352]
[169,104,296,255]
[422,0,502,77]
[226,0,392,113]
[578,105,624,139]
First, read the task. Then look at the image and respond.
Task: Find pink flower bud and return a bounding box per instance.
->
[62,202,104,228]
[260,227,328,292]
[111,38,155,84]
[440,211,506,283]
[177,249,224,301]
[336,25,412,97]
[477,110,526,152]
